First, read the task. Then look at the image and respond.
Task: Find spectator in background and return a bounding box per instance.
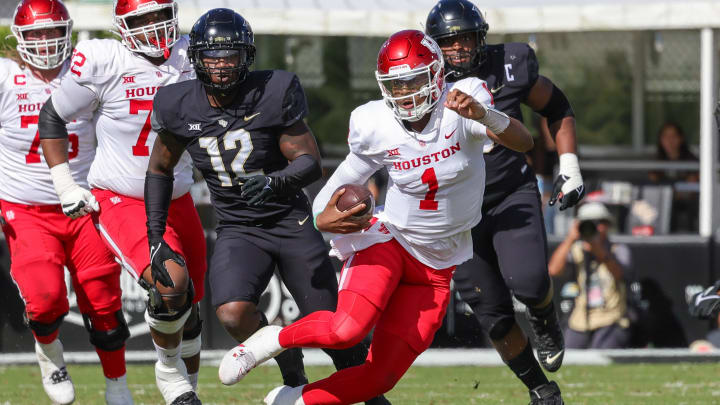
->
[548,202,632,349]
[648,122,699,183]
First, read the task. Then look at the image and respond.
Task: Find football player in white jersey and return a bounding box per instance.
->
[37,1,206,404]
[218,30,533,404]
[0,1,132,404]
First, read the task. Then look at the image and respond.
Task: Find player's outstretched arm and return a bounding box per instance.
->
[39,98,99,219]
[240,120,322,206]
[527,76,584,210]
[445,88,533,152]
[145,129,186,288]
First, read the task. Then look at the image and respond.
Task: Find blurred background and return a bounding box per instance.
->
[0,0,718,354]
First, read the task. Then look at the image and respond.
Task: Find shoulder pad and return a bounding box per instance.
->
[70,39,124,83]
[0,58,18,89]
[241,70,308,129]
[348,100,398,156]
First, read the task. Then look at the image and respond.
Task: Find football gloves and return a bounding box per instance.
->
[59,187,99,219]
[149,238,185,288]
[50,162,99,219]
[240,175,278,207]
[550,153,585,211]
[689,280,720,320]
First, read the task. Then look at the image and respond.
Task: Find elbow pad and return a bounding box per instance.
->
[537,85,574,126]
[38,98,69,140]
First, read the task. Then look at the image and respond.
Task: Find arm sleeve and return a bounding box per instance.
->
[312,151,381,217]
[269,154,322,196]
[144,172,174,242]
[51,74,99,122]
[38,98,69,139]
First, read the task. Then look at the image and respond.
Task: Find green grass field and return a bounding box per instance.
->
[0,363,718,404]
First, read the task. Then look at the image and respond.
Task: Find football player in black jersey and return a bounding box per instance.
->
[426,1,585,404]
[144,8,388,405]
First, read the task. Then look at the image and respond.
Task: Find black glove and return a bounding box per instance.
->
[549,174,585,211]
[148,238,185,288]
[240,175,278,207]
[689,280,720,320]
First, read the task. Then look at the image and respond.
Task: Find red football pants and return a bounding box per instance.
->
[278,239,454,404]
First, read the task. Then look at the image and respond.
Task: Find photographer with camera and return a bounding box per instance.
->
[548,202,632,349]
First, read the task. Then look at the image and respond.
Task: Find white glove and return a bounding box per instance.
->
[549,153,585,211]
[50,163,99,219]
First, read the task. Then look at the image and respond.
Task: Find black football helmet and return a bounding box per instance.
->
[188,8,255,92]
[425,0,489,78]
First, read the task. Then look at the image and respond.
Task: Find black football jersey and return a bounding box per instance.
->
[152,70,311,225]
[471,42,539,209]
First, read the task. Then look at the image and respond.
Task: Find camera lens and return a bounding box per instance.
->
[579,220,597,239]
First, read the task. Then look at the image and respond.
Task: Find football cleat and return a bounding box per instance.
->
[264,385,305,405]
[35,340,75,405]
[529,381,563,405]
[170,391,202,405]
[218,325,284,385]
[525,306,565,372]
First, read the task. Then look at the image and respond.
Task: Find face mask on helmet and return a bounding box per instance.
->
[375,31,445,122]
[191,46,253,93]
[113,1,178,59]
[11,0,73,70]
[435,32,484,77]
[376,64,443,122]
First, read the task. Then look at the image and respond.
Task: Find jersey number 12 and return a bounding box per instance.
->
[199,130,264,187]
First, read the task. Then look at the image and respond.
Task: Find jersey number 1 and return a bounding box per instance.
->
[420,167,439,210]
[199,130,263,187]
[21,115,77,164]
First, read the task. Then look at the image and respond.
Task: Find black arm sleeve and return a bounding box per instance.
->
[270,154,321,196]
[38,98,69,139]
[144,172,174,243]
[537,84,575,126]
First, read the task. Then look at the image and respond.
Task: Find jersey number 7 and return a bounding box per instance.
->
[199,130,264,187]
[21,115,78,164]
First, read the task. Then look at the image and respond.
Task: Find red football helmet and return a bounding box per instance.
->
[375,29,445,122]
[11,0,73,70]
[113,0,178,58]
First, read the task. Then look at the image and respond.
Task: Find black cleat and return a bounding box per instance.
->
[529,381,563,405]
[365,395,392,405]
[171,391,202,405]
[525,306,565,372]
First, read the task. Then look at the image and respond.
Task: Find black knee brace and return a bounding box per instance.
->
[26,312,67,337]
[82,310,130,352]
[488,317,517,341]
[183,315,203,341]
[141,278,195,321]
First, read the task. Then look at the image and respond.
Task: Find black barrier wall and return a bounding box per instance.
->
[0,234,715,352]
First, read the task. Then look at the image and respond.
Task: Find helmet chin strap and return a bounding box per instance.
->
[149,37,170,59]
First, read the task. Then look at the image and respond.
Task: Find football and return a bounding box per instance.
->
[335,184,374,217]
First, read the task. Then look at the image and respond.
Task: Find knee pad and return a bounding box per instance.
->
[26,312,67,337]
[144,282,195,335]
[488,316,516,341]
[82,310,130,352]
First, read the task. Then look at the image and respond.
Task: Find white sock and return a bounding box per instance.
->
[188,372,198,392]
[106,374,128,390]
[154,341,181,366]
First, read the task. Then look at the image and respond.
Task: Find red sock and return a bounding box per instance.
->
[33,330,60,345]
[301,329,418,404]
[89,313,127,379]
[279,291,379,349]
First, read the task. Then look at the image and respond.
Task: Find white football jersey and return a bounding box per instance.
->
[51,36,195,199]
[316,77,494,269]
[0,58,95,205]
